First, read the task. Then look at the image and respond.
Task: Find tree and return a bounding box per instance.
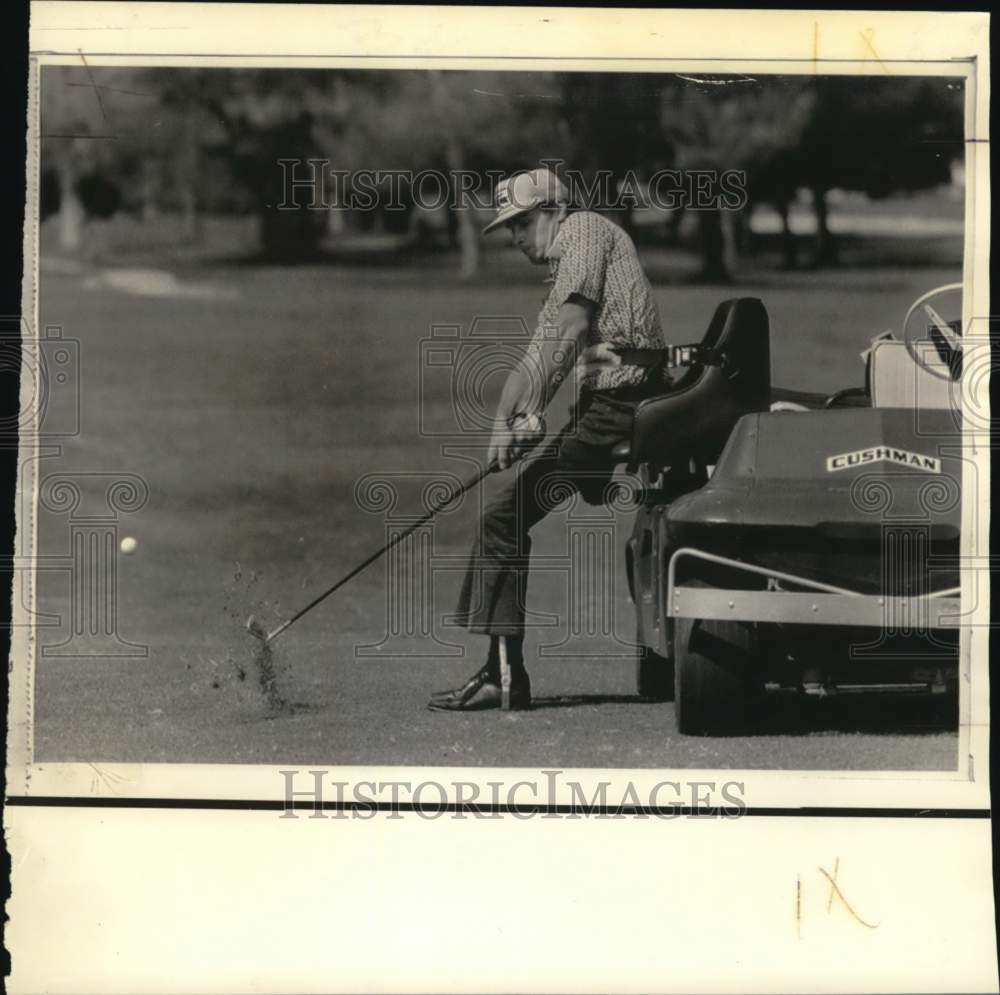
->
[659,75,812,280]
[556,72,668,233]
[794,76,963,265]
[41,66,242,251]
[41,66,360,259]
[39,66,153,251]
[137,68,234,241]
[343,69,564,277]
[658,75,963,274]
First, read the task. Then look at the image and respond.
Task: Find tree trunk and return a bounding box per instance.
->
[444,139,478,279]
[429,70,479,279]
[697,209,730,282]
[720,208,739,276]
[326,206,345,235]
[57,158,84,253]
[617,203,635,236]
[454,203,478,279]
[179,182,201,242]
[664,205,685,246]
[778,199,796,269]
[812,186,838,266]
[179,113,202,242]
[733,206,752,256]
[139,159,160,224]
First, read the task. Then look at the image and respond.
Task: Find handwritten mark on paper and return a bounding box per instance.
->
[820,857,880,929]
[860,29,890,75]
[798,858,881,935]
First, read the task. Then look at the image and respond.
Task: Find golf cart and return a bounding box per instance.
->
[619,284,964,735]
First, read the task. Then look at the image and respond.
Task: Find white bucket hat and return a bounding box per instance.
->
[482,167,570,235]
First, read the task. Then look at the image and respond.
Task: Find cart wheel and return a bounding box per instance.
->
[674,616,759,735]
[637,645,675,701]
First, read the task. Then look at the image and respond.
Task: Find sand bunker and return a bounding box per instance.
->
[82,267,239,301]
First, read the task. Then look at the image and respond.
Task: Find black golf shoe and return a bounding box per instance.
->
[428,664,531,711]
[429,663,496,701]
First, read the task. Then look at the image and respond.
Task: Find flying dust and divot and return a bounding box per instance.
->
[242,462,499,700]
[220,564,293,715]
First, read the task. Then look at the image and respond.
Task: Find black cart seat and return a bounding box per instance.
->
[613,298,771,471]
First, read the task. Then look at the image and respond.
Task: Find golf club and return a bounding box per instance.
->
[247,460,498,645]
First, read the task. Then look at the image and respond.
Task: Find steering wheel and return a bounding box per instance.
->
[901,283,964,381]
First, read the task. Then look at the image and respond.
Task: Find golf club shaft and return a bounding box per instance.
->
[499,635,511,712]
[264,462,496,643]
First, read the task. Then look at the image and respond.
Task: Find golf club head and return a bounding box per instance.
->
[246,614,267,642]
[239,462,494,646]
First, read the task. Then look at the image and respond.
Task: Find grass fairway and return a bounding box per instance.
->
[32,243,962,769]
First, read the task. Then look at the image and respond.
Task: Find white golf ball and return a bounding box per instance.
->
[120,537,138,555]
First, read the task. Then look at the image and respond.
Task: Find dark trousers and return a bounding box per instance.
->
[454,388,646,636]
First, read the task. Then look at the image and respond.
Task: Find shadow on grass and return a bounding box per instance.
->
[529,693,666,710]
[713,693,958,738]
[530,691,957,738]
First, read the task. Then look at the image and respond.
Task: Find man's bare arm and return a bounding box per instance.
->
[498,301,591,421]
[488,301,591,470]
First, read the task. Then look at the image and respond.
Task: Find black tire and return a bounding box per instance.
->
[674,616,760,735]
[637,644,675,701]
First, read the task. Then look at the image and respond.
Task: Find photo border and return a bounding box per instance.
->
[8,5,991,811]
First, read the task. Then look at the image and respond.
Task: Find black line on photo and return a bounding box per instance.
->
[3,797,991,819]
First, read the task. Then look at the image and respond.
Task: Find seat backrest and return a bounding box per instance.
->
[630,297,771,468]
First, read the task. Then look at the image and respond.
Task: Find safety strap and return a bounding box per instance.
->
[667,344,727,369]
[614,344,728,370]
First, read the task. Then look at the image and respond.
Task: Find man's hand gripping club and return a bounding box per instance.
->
[487,300,591,472]
[489,412,547,471]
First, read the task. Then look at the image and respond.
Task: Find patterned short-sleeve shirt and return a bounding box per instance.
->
[536,210,667,391]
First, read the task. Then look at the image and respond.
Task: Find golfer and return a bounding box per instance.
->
[430,167,669,711]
